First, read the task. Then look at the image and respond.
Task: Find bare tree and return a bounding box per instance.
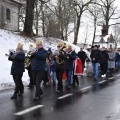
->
[96,0,119,35]
[54,0,74,40]
[113,25,120,48]
[88,3,101,46]
[71,0,94,45]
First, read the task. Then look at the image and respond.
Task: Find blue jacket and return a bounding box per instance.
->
[31,48,48,71]
[65,50,76,70]
[8,51,25,75]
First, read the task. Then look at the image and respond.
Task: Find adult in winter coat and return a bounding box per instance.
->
[8,42,25,99]
[115,50,120,70]
[53,42,67,93]
[77,48,87,72]
[90,45,100,80]
[26,42,35,89]
[65,45,76,89]
[108,48,116,76]
[99,47,109,78]
[31,40,48,101]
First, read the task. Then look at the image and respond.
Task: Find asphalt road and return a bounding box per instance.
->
[0,73,120,120]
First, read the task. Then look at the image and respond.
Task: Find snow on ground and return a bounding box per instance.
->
[0,29,84,90]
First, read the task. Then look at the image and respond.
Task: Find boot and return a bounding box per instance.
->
[11,94,17,99]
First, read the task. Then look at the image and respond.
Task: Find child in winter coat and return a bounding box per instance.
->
[50,58,56,85]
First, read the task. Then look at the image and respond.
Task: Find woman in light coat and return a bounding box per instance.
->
[108,48,116,76]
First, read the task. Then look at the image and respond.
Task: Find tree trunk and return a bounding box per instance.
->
[92,18,97,46]
[73,15,81,45]
[42,11,45,37]
[23,0,35,36]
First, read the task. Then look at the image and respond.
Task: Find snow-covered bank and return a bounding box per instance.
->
[0,29,82,90]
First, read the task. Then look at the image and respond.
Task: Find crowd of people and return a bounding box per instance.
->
[7,40,120,101]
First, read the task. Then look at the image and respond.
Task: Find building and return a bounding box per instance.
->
[94,34,115,48]
[0,0,21,31]
[94,26,115,48]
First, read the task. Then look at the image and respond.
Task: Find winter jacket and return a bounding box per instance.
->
[100,50,109,63]
[50,59,56,72]
[31,47,48,71]
[77,51,87,64]
[8,51,25,75]
[90,49,100,63]
[65,50,76,70]
[53,49,67,69]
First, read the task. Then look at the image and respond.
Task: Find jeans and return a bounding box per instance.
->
[115,61,120,69]
[92,63,99,79]
[50,71,56,82]
[66,70,73,86]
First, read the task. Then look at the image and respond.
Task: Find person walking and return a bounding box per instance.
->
[31,40,48,101]
[54,42,67,93]
[65,45,76,89]
[90,45,100,81]
[108,48,116,76]
[99,47,109,78]
[77,48,87,73]
[8,42,25,99]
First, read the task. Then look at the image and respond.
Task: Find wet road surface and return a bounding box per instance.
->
[0,73,120,120]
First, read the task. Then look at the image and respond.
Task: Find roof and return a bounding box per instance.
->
[99,37,105,43]
[94,34,114,43]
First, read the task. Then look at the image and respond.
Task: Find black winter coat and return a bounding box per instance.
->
[90,49,100,63]
[65,50,76,70]
[100,50,109,63]
[8,51,25,75]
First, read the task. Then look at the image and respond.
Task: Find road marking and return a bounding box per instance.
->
[80,86,92,91]
[116,74,120,77]
[14,105,44,115]
[58,93,73,99]
[109,77,115,80]
[98,80,107,84]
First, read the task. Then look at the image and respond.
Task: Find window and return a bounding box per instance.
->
[6,8,11,20]
[110,44,112,48]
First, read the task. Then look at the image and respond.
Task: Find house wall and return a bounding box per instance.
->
[0,0,20,31]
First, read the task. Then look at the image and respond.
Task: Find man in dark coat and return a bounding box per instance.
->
[100,47,109,77]
[77,48,87,72]
[90,45,100,80]
[31,40,48,101]
[8,42,25,99]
